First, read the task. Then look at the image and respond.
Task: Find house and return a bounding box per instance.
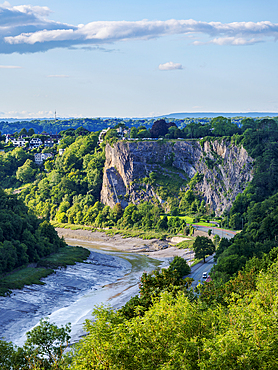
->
[34,152,53,165]
[29,138,43,149]
[59,148,65,156]
[44,139,54,148]
[12,137,28,147]
[116,127,128,139]
[5,135,28,147]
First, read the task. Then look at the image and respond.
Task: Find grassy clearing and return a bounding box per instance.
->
[51,221,94,231]
[176,238,195,249]
[0,246,90,296]
[104,228,172,240]
[38,246,90,269]
[0,267,54,296]
[166,215,216,228]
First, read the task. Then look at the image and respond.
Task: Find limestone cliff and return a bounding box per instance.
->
[100,139,253,215]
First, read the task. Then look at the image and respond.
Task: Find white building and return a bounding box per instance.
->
[44,139,54,147]
[5,135,28,147]
[29,138,43,149]
[34,152,53,165]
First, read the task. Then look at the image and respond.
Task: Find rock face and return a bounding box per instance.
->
[100,139,253,215]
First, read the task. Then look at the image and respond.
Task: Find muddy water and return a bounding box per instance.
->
[0,238,164,346]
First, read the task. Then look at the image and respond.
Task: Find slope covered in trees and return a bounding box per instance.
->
[0,189,65,276]
[212,118,278,282]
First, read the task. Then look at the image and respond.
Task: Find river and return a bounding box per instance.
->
[0,238,166,347]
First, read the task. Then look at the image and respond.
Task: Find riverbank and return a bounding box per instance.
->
[56,228,195,260]
[0,246,90,296]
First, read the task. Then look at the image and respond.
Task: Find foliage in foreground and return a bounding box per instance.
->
[0,318,71,370]
[70,260,278,369]
[118,259,192,320]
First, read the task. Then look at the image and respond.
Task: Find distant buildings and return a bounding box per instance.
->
[5,135,28,147]
[5,132,61,149]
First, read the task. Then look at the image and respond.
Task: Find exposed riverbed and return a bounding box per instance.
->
[0,238,166,346]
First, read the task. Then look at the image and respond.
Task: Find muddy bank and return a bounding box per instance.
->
[56,228,192,259]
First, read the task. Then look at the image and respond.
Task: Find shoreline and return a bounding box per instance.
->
[55,228,193,260]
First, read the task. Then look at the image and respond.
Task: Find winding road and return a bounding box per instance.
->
[193,225,238,240]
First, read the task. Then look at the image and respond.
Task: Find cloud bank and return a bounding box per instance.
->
[159,62,183,70]
[1,2,278,54]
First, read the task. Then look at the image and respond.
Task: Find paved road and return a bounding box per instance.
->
[192,225,237,240]
[188,255,215,288]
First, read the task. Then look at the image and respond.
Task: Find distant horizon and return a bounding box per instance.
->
[1,112,278,122]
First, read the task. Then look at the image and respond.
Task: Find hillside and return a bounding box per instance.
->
[101,139,253,215]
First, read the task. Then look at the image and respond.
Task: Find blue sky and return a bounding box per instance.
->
[0,0,277,118]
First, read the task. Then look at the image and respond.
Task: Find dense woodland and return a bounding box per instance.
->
[0,189,65,276]
[2,116,278,368]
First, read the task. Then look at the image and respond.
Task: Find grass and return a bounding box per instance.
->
[104,228,171,240]
[176,238,195,249]
[166,215,214,228]
[0,246,90,296]
[0,267,54,296]
[38,246,90,269]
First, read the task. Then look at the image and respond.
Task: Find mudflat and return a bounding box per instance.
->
[55,228,193,260]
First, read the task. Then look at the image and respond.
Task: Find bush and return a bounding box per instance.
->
[169,256,191,278]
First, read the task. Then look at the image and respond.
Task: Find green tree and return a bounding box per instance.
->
[28,128,35,136]
[19,127,28,136]
[193,236,215,263]
[16,159,36,183]
[157,215,168,230]
[169,256,191,278]
[130,127,138,138]
[23,318,71,369]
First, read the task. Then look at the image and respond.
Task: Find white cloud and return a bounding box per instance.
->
[159,62,183,71]
[0,65,21,68]
[0,3,277,54]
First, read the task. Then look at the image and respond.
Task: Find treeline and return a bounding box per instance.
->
[1,115,273,135]
[127,116,274,139]
[0,189,65,276]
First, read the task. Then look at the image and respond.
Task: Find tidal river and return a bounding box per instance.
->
[0,239,164,347]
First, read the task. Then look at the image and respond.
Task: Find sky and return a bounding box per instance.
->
[0,0,278,118]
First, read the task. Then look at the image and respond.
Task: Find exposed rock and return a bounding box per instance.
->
[100,139,253,215]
